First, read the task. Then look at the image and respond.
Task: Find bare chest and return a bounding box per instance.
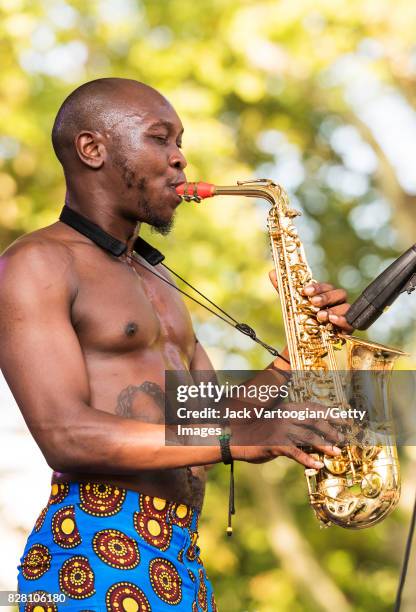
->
[71,251,195,362]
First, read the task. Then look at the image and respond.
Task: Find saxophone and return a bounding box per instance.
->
[177,179,404,529]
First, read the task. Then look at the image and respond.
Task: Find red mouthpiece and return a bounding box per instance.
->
[176,182,216,201]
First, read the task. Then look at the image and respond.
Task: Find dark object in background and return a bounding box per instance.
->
[346,244,416,330]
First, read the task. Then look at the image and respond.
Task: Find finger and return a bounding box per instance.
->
[269,270,278,290]
[309,288,347,308]
[302,413,345,443]
[280,445,324,469]
[328,313,353,332]
[309,402,353,430]
[316,308,354,332]
[303,282,334,296]
[284,403,347,433]
[313,442,342,456]
[289,423,343,448]
[328,303,350,316]
[316,309,329,323]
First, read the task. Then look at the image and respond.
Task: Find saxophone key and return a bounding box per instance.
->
[323,454,348,475]
[360,473,383,498]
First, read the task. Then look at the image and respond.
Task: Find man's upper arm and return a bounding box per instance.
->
[0,241,90,464]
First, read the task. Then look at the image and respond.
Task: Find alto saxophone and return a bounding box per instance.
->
[177,179,404,529]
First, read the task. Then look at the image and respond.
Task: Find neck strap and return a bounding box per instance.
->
[59,205,165,265]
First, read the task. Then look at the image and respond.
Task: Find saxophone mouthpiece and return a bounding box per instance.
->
[176,182,216,202]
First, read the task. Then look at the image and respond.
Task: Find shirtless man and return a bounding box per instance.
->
[0,78,351,611]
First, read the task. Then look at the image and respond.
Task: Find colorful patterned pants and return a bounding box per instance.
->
[17,482,217,611]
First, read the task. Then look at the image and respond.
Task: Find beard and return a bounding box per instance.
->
[113,153,175,235]
[142,197,175,236]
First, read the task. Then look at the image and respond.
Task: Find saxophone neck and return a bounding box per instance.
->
[177,179,295,212]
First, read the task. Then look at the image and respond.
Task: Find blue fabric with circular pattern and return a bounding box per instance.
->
[17,482,217,611]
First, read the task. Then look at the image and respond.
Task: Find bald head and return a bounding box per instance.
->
[51,78,170,167]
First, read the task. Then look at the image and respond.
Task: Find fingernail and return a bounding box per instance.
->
[303,286,315,295]
[314,461,324,469]
[329,314,339,322]
[333,446,342,455]
[311,296,322,305]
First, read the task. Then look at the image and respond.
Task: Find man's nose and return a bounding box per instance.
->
[169,148,187,170]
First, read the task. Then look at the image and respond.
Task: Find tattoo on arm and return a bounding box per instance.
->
[115,381,166,420]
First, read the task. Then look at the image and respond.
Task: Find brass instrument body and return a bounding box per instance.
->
[179,179,403,528]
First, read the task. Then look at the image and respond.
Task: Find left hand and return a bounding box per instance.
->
[269,271,353,333]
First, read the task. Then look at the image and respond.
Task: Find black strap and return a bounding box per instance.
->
[219,434,233,465]
[60,205,165,264]
[228,461,235,536]
[133,236,165,266]
[59,205,127,256]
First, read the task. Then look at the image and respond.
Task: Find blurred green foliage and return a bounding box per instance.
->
[1,0,416,610]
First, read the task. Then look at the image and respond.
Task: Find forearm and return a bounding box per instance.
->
[37,404,222,473]
[218,348,291,411]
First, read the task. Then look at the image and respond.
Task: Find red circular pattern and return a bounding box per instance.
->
[24,591,58,611]
[21,544,51,580]
[59,556,95,599]
[192,602,198,612]
[34,507,48,532]
[149,558,182,605]
[169,503,193,528]
[197,568,208,612]
[79,483,126,517]
[48,483,69,505]
[52,506,81,549]
[140,494,169,519]
[106,582,151,611]
[92,529,140,570]
[133,512,172,551]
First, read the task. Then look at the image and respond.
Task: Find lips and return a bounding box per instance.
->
[166,182,183,207]
[169,175,186,189]
[167,178,186,206]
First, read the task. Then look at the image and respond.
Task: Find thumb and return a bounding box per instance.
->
[269,269,279,292]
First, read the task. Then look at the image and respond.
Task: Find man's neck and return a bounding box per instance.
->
[64,191,140,249]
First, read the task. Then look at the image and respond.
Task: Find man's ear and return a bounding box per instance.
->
[74,131,106,169]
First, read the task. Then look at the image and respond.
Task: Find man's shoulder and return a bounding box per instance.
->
[0,224,75,289]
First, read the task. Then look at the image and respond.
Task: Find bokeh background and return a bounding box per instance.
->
[1,0,416,610]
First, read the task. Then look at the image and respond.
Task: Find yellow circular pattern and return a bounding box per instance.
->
[122,597,139,612]
[148,519,161,536]
[61,518,75,535]
[176,504,187,518]
[153,497,166,511]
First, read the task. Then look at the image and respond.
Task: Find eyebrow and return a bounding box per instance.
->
[147,120,184,135]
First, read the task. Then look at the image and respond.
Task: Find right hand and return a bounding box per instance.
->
[230,402,343,469]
